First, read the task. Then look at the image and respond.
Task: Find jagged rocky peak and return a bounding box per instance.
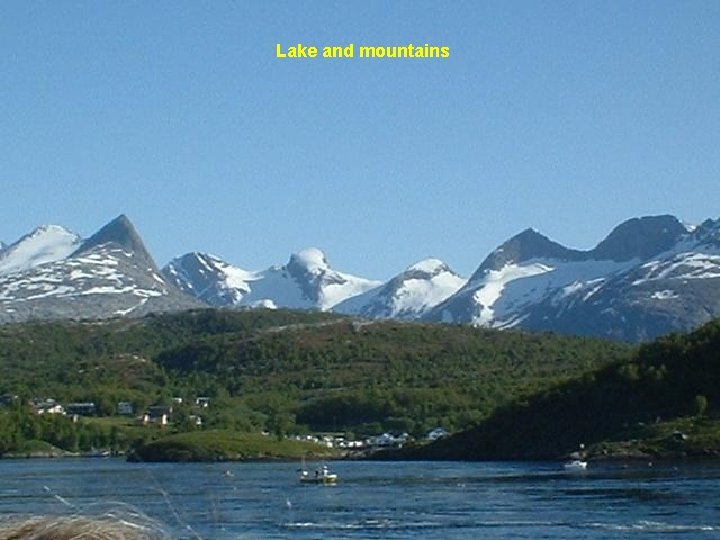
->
[592,215,687,262]
[73,214,156,266]
[162,251,250,306]
[174,251,224,270]
[164,251,248,287]
[472,228,581,278]
[693,217,720,244]
[164,252,218,283]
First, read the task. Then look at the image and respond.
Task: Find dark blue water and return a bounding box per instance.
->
[1,459,719,538]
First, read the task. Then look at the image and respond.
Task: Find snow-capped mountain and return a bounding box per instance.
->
[0,225,82,275]
[334,258,466,319]
[3,212,720,342]
[513,217,720,341]
[426,215,720,341]
[0,215,201,323]
[162,247,381,311]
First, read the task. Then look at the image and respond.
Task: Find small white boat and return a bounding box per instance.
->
[563,459,588,471]
[85,449,111,458]
[298,465,338,485]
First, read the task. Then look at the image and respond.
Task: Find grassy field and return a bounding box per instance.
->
[129,430,341,462]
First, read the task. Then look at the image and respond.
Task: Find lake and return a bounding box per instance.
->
[1,458,719,538]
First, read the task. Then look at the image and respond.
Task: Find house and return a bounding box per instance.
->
[117,402,134,415]
[66,402,97,416]
[0,394,19,406]
[147,405,173,417]
[188,415,203,427]
[32,398,64,415]
[195,397,210,408]
[137,412,169,426]
[369,432,409,449]
[373,433,396,447]
[140,405,173,426]
[427,427,449,441]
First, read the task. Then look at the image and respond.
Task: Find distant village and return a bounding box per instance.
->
[1,394,211,428]
[286,427,450,451]
[2,394,450,451]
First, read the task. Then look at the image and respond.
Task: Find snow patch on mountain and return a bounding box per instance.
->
[0,215,200,323]
[0,225,81,275]
[407,258,446,273]
[0,244,169,304]
[468,262,551,325]
[335,258,466,319]
[626,224,720,287]
[651,290,678,300]
[291,247,328,272]
[634,253,720,284]
[434,257,638,327]
[236,266,313,309]
[163,248,381,311]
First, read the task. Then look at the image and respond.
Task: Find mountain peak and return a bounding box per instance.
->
[406,258,448,274]
[76,214,139,251]
[335,256,465,320]
[288,247,329,273]
[472,227,580,279]
[73,214,156,268]
[592,215,687,262]
[695,217,720,234]
[0,224,81,275]
[32,224,74,236]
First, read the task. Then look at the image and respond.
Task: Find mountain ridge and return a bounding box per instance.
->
[0,215,200,323]
[2,213,719,342]
[162,247,381,312]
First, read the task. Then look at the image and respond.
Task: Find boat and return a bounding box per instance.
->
[563,443,588,471]
[563,459,588,471]
[298,464,338,485]
[84,449,111,458]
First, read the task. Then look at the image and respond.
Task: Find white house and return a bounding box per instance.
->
[195,397,210,408]
[32,398,64,415]
[426,427,449,441]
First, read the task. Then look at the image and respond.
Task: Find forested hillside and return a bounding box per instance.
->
[0,309,630,454]
[413,319,720,460]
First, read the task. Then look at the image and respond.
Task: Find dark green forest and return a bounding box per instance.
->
[412,319,720,460]
[0,308,630,454]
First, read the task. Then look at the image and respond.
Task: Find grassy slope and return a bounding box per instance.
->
[129,430,339,462]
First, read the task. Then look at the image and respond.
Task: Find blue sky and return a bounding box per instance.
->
[2,1,719,279]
